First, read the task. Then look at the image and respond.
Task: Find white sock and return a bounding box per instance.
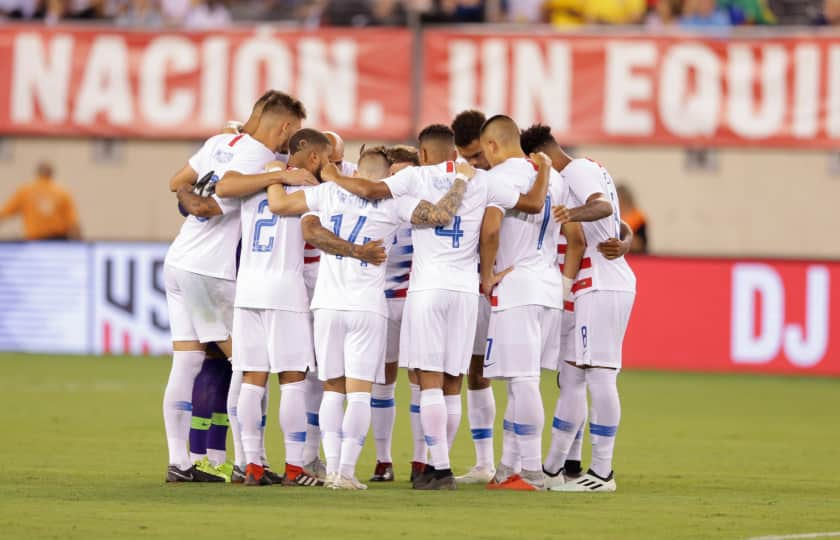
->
[567,406,588,464]
[207,449,226,467]
[444,394,462,450]
[226,369,245,468]
[302,372,323,464]
[163,350,204,469]
[510,377,544,473]
[339,392,371,479]
[467,387,495,469]
[371,383,396,463]
[319,391,345,476]
[544,364,587,475]
[500,388,520,472]
[279,380,307,468]
[259,382,269,465]
[587,368,621,478]
[409,383,427,463]
[237,383,265,466]
[420,388,449,470]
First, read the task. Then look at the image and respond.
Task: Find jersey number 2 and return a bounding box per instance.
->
[252,199,278,252]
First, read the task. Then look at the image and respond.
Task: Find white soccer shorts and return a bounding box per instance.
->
[314,309,387,383]
[385,297,406,364]
[232,307,314,374]
[399,289,478,376]
[542,308,577,372]
[164,264,235,344]
[472,294,492,357]
[574,291,635,369]
[484,304,562,379]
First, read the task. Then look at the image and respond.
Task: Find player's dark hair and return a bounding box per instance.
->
[262,91,307,120]
[418,124,455,144]
[519,124,557,155]
[386,145,420,166]
[289,128,330,154]
[451,110,486,147]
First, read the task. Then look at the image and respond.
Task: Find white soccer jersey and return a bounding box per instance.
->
[384,161,519,295]
[561,158,636,295]
[303,241,321,290]
[341,161,358,177]
[164,133,248,280]
[235,185,311,311]
[483,157,566,311]
[384,225,412,299]
[304,182,420,317]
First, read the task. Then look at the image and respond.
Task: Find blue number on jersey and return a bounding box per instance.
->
[580,325,588,348]
[435,216,464,248]
[609,191,621,238]
[536,195,551,249]
[252,199,278,252]
[329,214,368,263]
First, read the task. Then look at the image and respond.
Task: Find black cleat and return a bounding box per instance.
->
[166,465,224,483]
[231,465,246,484]
[263,466,283,485]
[414,469,456,491]
[370,461,395,482]
[412,466,437,489]
[410,461,427,483]
[563,459,583,480]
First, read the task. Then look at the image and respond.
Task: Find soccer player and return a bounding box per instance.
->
[226,128,384,487]
[324,131,358,176]
[519,124,632,485]
[450,109,497,484]
[177,92,313,484]
[268,146,469,491]
[187,343,233,478]
[322,124,551,490]
[477,115,571,491]
[520,125,637,492]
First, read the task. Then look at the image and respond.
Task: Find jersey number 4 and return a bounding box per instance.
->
[252,199,278,252]
[434,216,464,248]
[330,214,371,266]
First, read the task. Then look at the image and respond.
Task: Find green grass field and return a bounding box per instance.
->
[1,354,838,539]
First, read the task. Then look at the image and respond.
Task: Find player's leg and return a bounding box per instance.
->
[459,294,496,483]
[188,359,213,466]
[207,358,233,471]
[441,291,477,452]
[415,370,455,490]
[335,378,373,490]
[543,362,587,487]
[227,369,245,481]
[400,296,427,480]
[563,410,587,480]
[443,375,463,450]
[302,370,324,476]
[313,309,347,486]
[370,361,397,481]
[483,310,519,485]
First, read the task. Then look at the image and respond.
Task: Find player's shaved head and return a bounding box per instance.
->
[386,145,420,174]
[253,92,307,152]
[357,145,391,181]
[323,131,346,164]
[417,124,457,166]
[289,128,330,154]
[288,128,332,180]
[479,115,525,167]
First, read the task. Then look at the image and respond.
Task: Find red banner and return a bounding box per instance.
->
[422,30,840,148]
[0,25,412,139]
[623,256,840,376]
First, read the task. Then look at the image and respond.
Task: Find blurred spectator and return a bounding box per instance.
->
[0,162,81,241]
[768,0,823,24]
[412,0,486,23]
[680,0,731,26]
[0,0,43,19]
[320,0,374,25]
[160,0,191,25]
[505,0,542,23]
[544,0,646,26]
[114,0,163,26]
[616,183,648,254]
[813,0,840,24]
[719,0,775,24]
[183,0,231,28]
[645,0,681,28]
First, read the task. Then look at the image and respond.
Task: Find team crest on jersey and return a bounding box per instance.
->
[212,148,234,164]
[431,175,454,191]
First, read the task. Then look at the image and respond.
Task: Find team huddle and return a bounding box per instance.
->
[161,90,636,491]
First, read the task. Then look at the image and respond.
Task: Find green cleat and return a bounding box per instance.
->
[195,457,228,483]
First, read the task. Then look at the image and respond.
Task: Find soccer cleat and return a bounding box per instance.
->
[231,465,246,484]
[410,461,427,483]
[166,464,225,483]
[455,465,496,484]
[263,466,283,485]
[563,460,584,481]
[486,463,517,489]
[304,457,327,481]
[215,461,234,482]
[370,461,394,482]
[195,457,228,483]
[543,467,565,491]
[330,475,368,490]
[414,470,456,491]
[489,473,542,491]
[282,464,324,487]
[411,465,436,489]
[324,472,339,489]
[555,469,617,492]
[244,463,272,486]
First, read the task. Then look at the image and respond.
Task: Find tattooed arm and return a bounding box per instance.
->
[301,215,387,265]
[410,177,468,227]
[176,185,222,218]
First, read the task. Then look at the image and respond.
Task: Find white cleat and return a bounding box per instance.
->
[455,465,496,485]
[554,469,616,492]
[330,475,368,491]
[324,472,338,489]
[304,457,327,481]
[544,471,566,491]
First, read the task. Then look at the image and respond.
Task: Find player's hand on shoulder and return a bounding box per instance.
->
[283,168,318,186]
[530,151,552,169]
[354,239,387,266]
[264,160,286,173]
[320,163,341,183]
[597,238,628,260]
[552,204,571,224]
[455,161,477,181]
